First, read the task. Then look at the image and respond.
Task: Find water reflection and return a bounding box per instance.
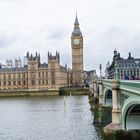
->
[0,96,100,140]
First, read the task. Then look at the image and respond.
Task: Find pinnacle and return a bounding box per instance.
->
[74,13,79,25]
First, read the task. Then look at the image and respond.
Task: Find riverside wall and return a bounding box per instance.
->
[0,87,89,97]
[0,89,59,96]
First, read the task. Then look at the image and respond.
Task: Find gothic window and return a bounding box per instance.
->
[3,74,6,79]
[42,72,44,77]
[8,81,11,86]
[46,80,48,85]
[18,73,20,78]
[14,81,16,86]
[124,70,126,75]
[31,73,35,78]
[4,81,6,86]
[137,69,139,76]
[23,81,26,85]
[134,69,136,75]
[8,73,11,79]
[32,80,35,85]
[23,73,25,78]
[13,73,15,79]
[130,69,132,76]
[51,72,55,84]
[31,73,35,85]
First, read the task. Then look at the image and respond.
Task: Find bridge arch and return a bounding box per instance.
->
[122,97,140,130]
[103,88,112,106]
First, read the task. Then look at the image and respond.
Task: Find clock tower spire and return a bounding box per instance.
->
[71,14,83,87]
[72,14,81,35]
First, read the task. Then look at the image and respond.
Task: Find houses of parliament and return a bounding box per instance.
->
[0,15,84,91]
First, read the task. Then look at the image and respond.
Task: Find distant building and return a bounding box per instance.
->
[84,70,97,87]
[105,61,110,79]
[106,50,140,80]
[0,15,84,91]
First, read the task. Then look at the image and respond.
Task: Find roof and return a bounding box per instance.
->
[0,67,27,72]
[74,14,79,25]
[117,58,140,68]
[72,28,81,35]
[39,63,48,68]
[72,14,81,35]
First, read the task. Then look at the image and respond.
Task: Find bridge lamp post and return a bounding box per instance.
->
[98,64,103,105]
[99,64,102,79]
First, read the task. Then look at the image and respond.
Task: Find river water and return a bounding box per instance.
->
[0,95,101,140]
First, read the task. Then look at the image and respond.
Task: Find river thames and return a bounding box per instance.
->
[0,95,102,140]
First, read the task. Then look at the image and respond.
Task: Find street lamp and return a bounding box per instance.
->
[99,64,102,79]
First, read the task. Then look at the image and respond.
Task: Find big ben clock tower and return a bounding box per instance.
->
[71,15,83,87]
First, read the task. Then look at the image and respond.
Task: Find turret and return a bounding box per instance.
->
[114,49,117,56]
[48,51,60,63]
[128,52,134,59]
[26,51,29,59]
[26,52,40,64]
[113,49,119,61]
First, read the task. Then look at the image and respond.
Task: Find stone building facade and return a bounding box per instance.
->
[105,49,140,80]
[84,70,97,86]
[0,52,68,90]
[0,15,84,91]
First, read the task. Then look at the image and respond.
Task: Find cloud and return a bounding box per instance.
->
[46,26,68,40]
[0,0,140,76]
[0,35,16,48]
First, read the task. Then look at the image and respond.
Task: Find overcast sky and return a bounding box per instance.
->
[0,0,140,75]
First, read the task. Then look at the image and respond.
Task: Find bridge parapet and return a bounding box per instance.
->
[120,80,140,95]
[102,79,112,89]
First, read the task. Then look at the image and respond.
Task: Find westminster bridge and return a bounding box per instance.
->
[91,78,140,133]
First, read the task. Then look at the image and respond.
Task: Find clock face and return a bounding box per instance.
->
[74,39,80,45]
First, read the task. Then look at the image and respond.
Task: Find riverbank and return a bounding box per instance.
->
[0,89,59,96]
[0,87,89,97]
[59,87,89,95]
